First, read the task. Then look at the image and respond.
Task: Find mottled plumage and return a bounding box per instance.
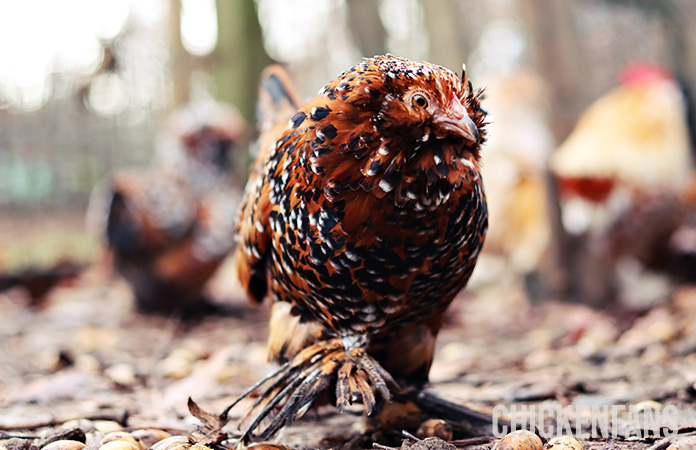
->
[551,64,692,204]
[547,64,695,304]
[88,101,246,312]
[232,56,488,440]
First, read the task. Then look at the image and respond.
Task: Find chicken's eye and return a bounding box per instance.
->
[411,94,428,109]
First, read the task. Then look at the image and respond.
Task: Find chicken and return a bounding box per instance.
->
[550,64,692,225]
[231,56,488,441]
[87,101,246,313]
[548,64,694,304]
[0,261,85,306]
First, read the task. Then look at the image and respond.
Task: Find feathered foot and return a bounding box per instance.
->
[224,336,398,444]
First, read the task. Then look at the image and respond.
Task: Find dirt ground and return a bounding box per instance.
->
[1,248,696,450]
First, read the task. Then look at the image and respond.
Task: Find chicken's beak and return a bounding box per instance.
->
[433,96,479,143]
[436,115,479,143]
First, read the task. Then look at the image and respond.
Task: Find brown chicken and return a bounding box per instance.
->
[549,64,694,304]
[231,56,488,441]
[88,101,246,312]
[551,64,692,207]
[0,261,85,306]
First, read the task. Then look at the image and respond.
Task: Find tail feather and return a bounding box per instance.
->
[256,65,300,133]
[251,65,301,167]
[227,337,397,443]
[106,188,144,256]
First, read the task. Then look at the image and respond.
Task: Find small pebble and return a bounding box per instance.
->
[496,430,543,450]
[105,363,137,387]
[93,422,122,434]
[130,429,172,449]
[74,354,102,373]
[150,436,190,450]
[98,441,139,450]
[41,440,86,450]
[35,349,66,373]
[101,432,142,450]
[158,355,193,380]
[545,436,582,450]
[169,347,198,362]
[59,420,94,434]
[416,419,453,441]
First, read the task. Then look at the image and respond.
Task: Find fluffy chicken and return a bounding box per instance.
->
[549,64,694,303]
[231,56,488,440]
[551,64,692,216]
[0,262,85,306]
[88,101,246,312]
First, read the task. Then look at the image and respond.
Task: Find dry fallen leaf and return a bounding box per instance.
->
[186,397,230,446]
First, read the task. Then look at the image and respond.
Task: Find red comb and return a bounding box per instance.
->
[620,63,673,86]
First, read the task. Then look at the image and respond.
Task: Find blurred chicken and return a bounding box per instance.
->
[551,64,692,225]
[549,64,695,304]
[480,70,554,275]
[0,261,85,306]
[88,101,246,313]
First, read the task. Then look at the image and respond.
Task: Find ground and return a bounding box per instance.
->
[1,238,696,450]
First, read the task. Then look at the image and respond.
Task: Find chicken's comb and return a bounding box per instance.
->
[620,63,674,87]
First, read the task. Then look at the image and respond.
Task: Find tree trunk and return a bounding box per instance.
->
[213,0,273,125]
[169,0,191,109]
[345,0,387,57]
[420,0,475,71]
[521,0,589,302]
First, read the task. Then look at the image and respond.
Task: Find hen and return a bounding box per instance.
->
[88,101,246,313]
[231,56,488,441]
[549,64,694,304]
[0,261,85,306]
[551,64,692,211]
